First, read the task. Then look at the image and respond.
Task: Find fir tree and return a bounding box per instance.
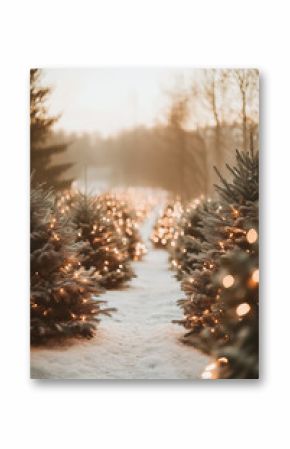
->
[30,69,73,190]
[169,198,215,279]
[30,185,113,344]
[97,193,146,260]
[70,193,134,289]
[151,201,182,248]
[201,246,259,379]
[174,145,259,378]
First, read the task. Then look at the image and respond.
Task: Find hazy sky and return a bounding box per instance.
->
[43,68,194,136]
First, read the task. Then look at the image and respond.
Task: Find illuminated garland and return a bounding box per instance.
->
[70,193,135,289]
[151,201,183,248]
[171,147,259,379]
[97,193,147,261]
[30,186,114,344]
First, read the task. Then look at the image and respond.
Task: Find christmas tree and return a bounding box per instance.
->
[151,200,183,248]
[30,185,113,344]
[174,144,259,378]
[201,245,259,379]
[97,193,147,261]
[30,69,73,190]
[169,198,215,279]
[70,193,134,289]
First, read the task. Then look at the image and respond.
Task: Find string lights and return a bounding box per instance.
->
[170,147,259,379]
[151,201,183,248]
[30,185,115,344]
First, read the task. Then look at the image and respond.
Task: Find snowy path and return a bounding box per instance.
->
[31,208,209,379]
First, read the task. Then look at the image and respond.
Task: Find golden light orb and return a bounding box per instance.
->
[222,274,235,288]
[236,302,251,316]
[218,357,228,365]
[252,269,259,283]
[246,228,258,244]
[201,361,218,380]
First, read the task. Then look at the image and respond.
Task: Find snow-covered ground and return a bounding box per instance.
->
[31,207,209,379]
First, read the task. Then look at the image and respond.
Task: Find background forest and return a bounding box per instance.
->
[31,68,259,198]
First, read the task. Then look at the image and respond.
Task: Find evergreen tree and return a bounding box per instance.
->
[169,198,215,279]
[173,145,259,378]
[97,193,146,260]
[151,201,182,248]
[30,69,73,190]
[70,193,134,289]
[201,246,259,379]
[30,185,113,344]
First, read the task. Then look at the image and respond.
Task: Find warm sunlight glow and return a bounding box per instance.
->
[43,68,195,136]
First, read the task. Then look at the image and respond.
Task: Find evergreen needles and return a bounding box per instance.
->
[70,192,135,289]
[30,185,114,344]
[171,147,259,379]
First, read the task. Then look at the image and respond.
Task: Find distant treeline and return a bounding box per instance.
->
[32,68,259,196]
[48,122,258,200]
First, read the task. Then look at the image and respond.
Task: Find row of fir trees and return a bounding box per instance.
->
[31,186,146,345]
[153,144,259,379]
[30,68,148,345]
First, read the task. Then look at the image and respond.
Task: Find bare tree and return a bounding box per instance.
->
[231,69,259,151]
[165,88,209,200]
[166,90,189,200]
[191,69,227,172]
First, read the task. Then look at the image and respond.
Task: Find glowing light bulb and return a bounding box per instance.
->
[218,357,228,365]
[252,269,259,283]
[236,302,251,316]
[201,361,218,379]
[201,371,213,379]
[246,228,258,244]
[222,274,235,288]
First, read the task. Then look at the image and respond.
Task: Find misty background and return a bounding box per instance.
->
[41,68,259,199]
